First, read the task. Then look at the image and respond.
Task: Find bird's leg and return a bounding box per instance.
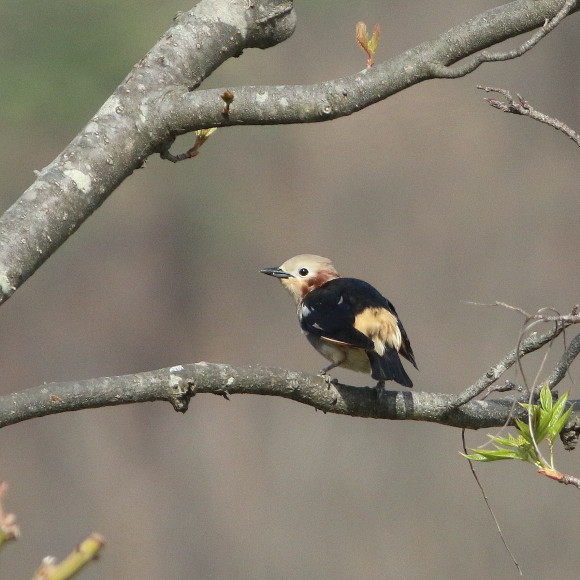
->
[374,380,386,398]
[319,361,340,388]
[320,361,340,375]
[318,363,340,396]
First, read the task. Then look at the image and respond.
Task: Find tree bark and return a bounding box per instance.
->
[1,361,574,430]
[0,0,578,431]
[0,0,576,304]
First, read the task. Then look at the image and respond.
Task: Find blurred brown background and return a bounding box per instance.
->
[0,1,579,578]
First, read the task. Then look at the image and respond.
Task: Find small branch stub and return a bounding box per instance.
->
[159,127,218,163]
[220,90,234,115]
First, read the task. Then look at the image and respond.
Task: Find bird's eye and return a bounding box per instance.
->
[298,268,309,277]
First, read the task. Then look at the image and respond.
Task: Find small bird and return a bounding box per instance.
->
[261,254,417,388]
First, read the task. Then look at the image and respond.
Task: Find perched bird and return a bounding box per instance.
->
[261,254,417,388]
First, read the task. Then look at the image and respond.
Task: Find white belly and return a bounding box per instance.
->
[305,333,371,374]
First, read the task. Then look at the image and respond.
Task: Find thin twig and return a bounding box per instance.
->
[477,87,580,146]
[461,431,523,576]
[451,304,579,408]
[518,317,557,469]
[463,301,580,324]
[546,333,580,389]
[538,468,580,488]
[159,128,218,162]
[449,324,563,407]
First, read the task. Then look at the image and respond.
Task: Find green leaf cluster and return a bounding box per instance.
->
[463,385,573,470]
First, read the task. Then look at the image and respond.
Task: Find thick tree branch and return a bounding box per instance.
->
[1,312,577,429]
[0,0,577,305]
[0,0,296,305]
[0,336,578,430]
[0,364,531,429]
[160,0,579,135]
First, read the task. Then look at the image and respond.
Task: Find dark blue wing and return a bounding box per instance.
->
[338,278,417,369]
[301,278,417,368]
[299,280,374,350]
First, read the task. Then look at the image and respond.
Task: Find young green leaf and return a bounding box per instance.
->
[463,384,574,478]
[539,383,553,412]
[355,21,381,67]
[549,404,573,444]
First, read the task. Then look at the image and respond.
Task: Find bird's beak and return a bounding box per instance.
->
[260,267,293,278]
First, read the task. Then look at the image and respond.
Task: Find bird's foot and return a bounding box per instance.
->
[318,372,339,404]
[318,370,338,389]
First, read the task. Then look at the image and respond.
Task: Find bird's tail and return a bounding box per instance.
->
[368,349,413,388]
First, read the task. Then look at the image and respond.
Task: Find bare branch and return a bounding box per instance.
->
[449,322,570,408]
[477,87,580,146]
[0,0,296,306]
[428,0,577,78]
[0,304,577,429]
[546,333,580,389]
[160,1,580,136]
[0,361,578,431]
[560,414,580,450]
[0,0,577,306]
[466,301,580,324]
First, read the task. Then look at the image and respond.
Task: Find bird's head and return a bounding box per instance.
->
[261,254,340,303]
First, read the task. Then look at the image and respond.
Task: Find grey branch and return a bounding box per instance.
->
[547,333,580,389]
[469,301,580,323]
[1,309,578,429]
[428,0,577,78]
[477,86,580,146]
[0,364,542,430]
[1,327,579,430]
[449,326,566,408]
[0,0,577,305]
[159,0,579,134]
[450,307,580,407]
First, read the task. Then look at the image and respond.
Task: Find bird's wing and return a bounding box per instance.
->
[346,281,417,369]
[396,318,417,369]
[299,283,374,351]
[307,278,418,365]
[378,296,417,368]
